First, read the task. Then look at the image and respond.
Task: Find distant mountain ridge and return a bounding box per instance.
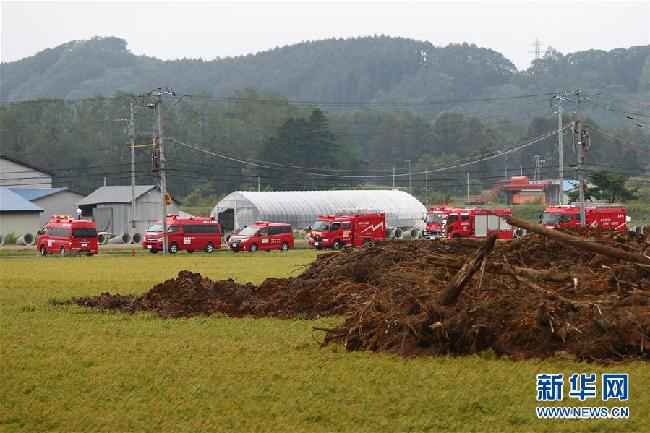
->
[1,36,649,118]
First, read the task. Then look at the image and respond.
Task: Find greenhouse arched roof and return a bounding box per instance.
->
[211,190,426,231]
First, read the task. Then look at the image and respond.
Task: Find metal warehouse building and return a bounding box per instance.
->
[78,185,180,236]
[211,190,427,232]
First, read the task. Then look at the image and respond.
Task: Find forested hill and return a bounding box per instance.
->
[3,36,650,107]
[2,36,650,202]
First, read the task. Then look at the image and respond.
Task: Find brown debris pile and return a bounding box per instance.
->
[71,229,650,361]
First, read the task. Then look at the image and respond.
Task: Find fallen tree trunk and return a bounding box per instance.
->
[438,234,497,305]
[506,216,650,266]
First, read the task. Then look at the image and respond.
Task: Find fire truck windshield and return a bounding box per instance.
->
[312,221,330,231]
[237,226,260,236]
[72,228,97,238]
[542,212,574,225]
[146,224,179,233]
[425,213,443,224]
[147,224,163,232]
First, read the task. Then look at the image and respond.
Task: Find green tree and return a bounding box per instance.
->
[570,171,637,203]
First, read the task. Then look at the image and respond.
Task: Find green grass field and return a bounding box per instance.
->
[1,251,648,433]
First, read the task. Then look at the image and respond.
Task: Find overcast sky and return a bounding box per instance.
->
[2,0,649,70]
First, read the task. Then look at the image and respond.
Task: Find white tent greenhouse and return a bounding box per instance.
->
[211,190,427,232]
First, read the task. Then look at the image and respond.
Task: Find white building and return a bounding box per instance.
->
[212,190,427,232]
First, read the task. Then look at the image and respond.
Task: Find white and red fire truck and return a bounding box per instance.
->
[423,206,514,240]
[308,211,386,249]
[542,205,628,231]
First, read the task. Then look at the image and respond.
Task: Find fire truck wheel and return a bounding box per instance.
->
[333,240,343,250]
[169,243,178,254]
[39,245,47,256]
[250,244,258,252]
[186,249,194,254]
[206,242,215,253]
[363,240,372,248]
[59,246,66,257]
[281,242,289,251]
[149,249,158,254]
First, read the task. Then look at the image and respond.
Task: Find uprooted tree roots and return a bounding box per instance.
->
[70,229,650,362]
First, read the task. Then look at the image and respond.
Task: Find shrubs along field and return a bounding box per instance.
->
[1,252,649,433]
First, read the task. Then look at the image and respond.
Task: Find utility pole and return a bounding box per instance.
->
[257,176,261,192]
[533,155,541,181]
[406,160,412,194]
[129,101,136,230]
[425,171,429,202]
[149,88,175,255]
[575,89,586,226]
[156,99,168,255]
[466,172,470,203]
[531,38,543,61]
[557,99,564,204]
[392,167,395,189]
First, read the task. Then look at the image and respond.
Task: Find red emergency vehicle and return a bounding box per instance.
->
[227,221,294,252]
[308,211,386,249]
[441,207,514,240]
[423,206,453,239]
[36,215,99,256]
[143,215,222,254]
[542,205,628,231]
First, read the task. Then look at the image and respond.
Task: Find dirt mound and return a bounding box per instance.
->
[71,229,650,362]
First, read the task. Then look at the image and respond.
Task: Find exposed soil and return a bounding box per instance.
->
[71,230,650,361]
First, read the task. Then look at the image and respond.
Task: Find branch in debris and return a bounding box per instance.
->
[506,216,650,266]
[438,235,497,306]
[430,254,572,283]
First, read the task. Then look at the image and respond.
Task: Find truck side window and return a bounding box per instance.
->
[258,228,268,236]
[331,223,341,231]
[342,222,351,230]
[447,215,457,224]
[461,215,469,221]
[560,215,573,223]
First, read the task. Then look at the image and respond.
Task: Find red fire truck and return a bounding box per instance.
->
[227,221,294,252]
[423,206,453,240]
[542,205,628,231]
[308,211,386,249]
[436,207,514,240]
[36,215,99,256]
[143,215,222,254]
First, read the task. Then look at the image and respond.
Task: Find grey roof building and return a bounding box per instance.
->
[0,155,53,187]
[11,187,85,226]
[78,185,179,236]
[0,187,43,239]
